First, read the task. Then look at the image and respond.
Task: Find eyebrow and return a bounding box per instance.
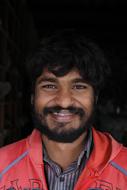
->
[37,77,57,84]
[72,78,89,84]
[37,77,88,85]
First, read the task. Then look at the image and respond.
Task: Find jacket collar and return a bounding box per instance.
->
[27,128,123,172]
[27,129,43,165]
[83,128,123,175]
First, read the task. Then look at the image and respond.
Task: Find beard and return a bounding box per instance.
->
[32,105,94,143]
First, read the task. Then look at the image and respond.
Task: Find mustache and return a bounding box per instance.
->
[43,106,85,117]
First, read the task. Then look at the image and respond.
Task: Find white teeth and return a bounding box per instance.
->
[53,112,71,116]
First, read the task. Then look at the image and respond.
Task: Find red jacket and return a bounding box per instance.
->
[0,128,127,190]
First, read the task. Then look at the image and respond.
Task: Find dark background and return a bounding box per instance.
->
[1,0,127,146]
[26,0,127,106]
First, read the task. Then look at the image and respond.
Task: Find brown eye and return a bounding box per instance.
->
[42,84,57,89]
[73,84,87,90]
[40,84,58,91]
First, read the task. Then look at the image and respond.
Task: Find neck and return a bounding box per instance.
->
[42,132,87,170]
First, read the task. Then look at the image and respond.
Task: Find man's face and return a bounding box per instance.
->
[32,69,95,143]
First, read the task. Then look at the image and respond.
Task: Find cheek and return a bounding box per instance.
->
[76,93,94,108]
[34,93,56,112]
[78,99,94,118]
[83,98,94,113]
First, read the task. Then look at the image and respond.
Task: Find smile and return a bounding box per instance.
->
[50,111,75,122]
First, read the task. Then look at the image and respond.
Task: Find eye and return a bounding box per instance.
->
[40,84,57,90]
[72,84,87,90]
[42,84,57,89]
[42,84,56,88]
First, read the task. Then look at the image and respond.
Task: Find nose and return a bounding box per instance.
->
[55,89,74,108]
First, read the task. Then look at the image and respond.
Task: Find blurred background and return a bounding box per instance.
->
[0,0,127,147]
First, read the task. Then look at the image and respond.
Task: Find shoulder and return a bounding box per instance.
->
[0,137,28,170]
[113,146,127,163]
[109,146,127,177]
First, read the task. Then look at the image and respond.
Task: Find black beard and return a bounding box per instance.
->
[32,106,94,143]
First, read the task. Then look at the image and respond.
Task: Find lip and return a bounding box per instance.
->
[50,112,75,122]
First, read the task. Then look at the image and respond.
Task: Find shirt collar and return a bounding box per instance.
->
[77,129,92,166]
[43,129,92,169]
[43,129,92,166]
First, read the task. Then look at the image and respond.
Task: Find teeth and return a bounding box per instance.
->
[53,112,71,116]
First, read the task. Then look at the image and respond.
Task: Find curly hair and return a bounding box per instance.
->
[26,29,110,95]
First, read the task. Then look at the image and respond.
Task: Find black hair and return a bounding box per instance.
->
[26,29,110,95]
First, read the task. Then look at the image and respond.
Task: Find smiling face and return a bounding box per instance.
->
[32,69,95,143]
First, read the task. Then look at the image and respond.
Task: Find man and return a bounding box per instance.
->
[0,29,127,190]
